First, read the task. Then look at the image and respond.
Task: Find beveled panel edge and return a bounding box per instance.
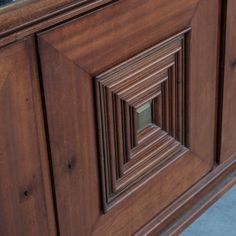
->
[95,28,191,212]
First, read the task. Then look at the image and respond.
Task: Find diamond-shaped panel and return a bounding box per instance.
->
[96,31,189,211]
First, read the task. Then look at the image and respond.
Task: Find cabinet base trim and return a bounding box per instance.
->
[135,157,236,236]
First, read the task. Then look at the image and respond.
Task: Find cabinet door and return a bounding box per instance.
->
[0,38,56,236]
[220,0,236,163]
[38,0,220,235]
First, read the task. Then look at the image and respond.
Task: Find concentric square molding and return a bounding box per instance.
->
[96,30,190,212]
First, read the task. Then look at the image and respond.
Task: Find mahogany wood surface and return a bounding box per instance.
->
[95,31,189,211]
[0,1,115,49]
[0,0,114,39]
[1,0,235,235]
[135,156,236,236]
[220,0,236,163]
[0,38,56,235]
[38,0,220,235]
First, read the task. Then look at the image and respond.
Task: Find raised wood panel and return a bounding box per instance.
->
[96,30,189,211]
[0,38,56,235]
[38,0,220,234]
[220,0,236,163]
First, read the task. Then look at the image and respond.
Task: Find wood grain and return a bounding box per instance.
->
[0,38,56,236]
[95,30,188,211]
[40,0,200,74]
[220,0,236,163]
[38,0,220,234]
[0,1,117,51]
[0,0,114,38]
[38,38,101,236]
[135,156,236,236]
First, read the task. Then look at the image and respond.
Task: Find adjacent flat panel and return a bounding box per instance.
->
[38,0,220,234]
[0,38,56,236]
[220,0,236,163]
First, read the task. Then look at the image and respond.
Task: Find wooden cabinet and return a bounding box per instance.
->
[0,38,56,236]
[220,0,236,163]
[0,0,236,235]
[37,0,220,235]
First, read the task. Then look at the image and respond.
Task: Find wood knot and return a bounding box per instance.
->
[231,58,236,68]
[68,159,76,170]
[20,186,33,202]
[24,190,29,197]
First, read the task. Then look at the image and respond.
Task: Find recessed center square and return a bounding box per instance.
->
[136,102,153,131]
[95,31,187,211]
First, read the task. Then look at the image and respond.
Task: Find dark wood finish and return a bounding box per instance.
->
[0,0,114,39]
[220,0,236,163]
[135,156,236,236]
[38,41,101,236]
[0,0,235,235]
[39,0,199,75]
[0,1,115,49]
[95,30,189,211]
[38,0,220,234]
[0,38,56,235]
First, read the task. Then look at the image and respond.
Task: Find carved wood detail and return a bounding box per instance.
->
[37,0,220,233]
[96,30,190,211]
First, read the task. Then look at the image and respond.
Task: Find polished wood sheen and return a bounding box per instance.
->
[0,0,113,37]
[0,38,56,236]
[38,0,220,235]
[136,156,236,235]
[95,30,189,211]
[0,0,114,48]
[220,0,236,163]
[0,0,234,235]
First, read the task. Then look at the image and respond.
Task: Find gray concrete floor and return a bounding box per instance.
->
[181,185,236,236]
